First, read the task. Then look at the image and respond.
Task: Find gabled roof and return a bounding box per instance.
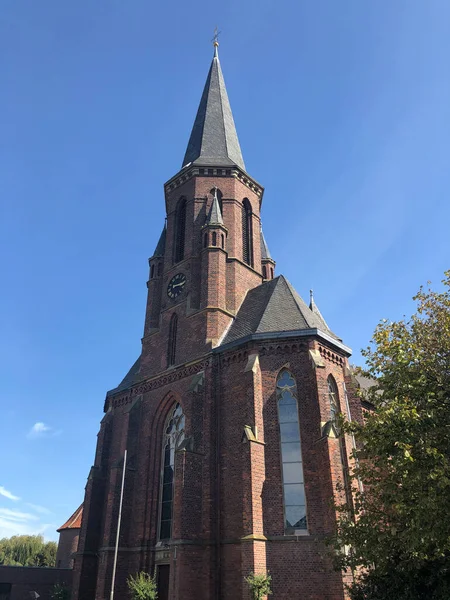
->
[206,189,224,225]
[57,504,83,532]
[260,230,273,260]
[182,47,245,170]
[106,356,141,397]
[151,225,166,258]
[222,275,340,346]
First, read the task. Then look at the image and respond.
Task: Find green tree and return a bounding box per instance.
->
[245,572,272,600]
[332,272,450,599]
[0,535,57,567]
[127,571,158,600]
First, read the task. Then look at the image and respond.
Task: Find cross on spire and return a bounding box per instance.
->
[212,26,221,56]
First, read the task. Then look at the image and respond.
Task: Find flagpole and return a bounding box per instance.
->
[110,449,127,600]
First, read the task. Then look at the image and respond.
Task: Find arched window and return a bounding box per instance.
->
[167,313,178,367]
[150,264,155,279]
[262,265,267,279]
[327,376,339,423]
[203,232,208,248]
[221,234,224,249]
[173,198,186,263]
[242,198,253,267]
[157,262,163,277]
[270,267,274,279]
[159,403,185,540]
[277,370,307,532]
[212,232,217,246]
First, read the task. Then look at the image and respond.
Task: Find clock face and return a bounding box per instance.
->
[167,273,186,300]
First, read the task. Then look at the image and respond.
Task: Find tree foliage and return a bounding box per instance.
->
[0,534,57,567]
[127,571,158,600]
[332,272,450,599]
[245,572,272,600]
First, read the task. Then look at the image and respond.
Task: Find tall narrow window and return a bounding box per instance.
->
[262,265,267,280]
[212,232,217,246]
[242,198,253,267]
[150,264,155,279]
[159,403,185,540]
[167,313,178,367]
[277,370,307,532]
[173,198,186,263]
[327,376,339,423]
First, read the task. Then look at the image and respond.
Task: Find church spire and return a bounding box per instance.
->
[182,43,245,171]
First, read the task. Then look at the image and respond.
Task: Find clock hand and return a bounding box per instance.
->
[171,281,185,288]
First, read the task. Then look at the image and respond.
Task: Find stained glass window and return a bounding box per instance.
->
[277,370,307,532]
[159,403,185,541]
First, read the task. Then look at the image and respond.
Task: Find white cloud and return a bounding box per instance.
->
[26,503,51,516]
[0,486,20,501]
[0,508,38,523]
[27,422,51,438]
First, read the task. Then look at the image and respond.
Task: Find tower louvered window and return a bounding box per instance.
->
[277,370,307,532]
[159,403,185,540]
[242,198,253,267]
[173,198,186,264]
[167,313,178,367]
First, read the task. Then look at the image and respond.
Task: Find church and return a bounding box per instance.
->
[69,40,366,600]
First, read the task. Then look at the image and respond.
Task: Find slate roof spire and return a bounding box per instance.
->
[206,187,224,225]
[182,42,246,171]
[260,229,272,260]
[152,224,166,258]
[309,289,330,331]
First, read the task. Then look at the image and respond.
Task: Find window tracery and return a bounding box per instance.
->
[277,370,307,532]
[159,403,185,540]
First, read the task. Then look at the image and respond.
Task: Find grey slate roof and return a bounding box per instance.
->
[152,225,166,258]
[182,50,245,170]
[309,290,330,332]
[106,356,141,397]
[260,230,273,260]
[206,190,224,225]
[222,275,340,346]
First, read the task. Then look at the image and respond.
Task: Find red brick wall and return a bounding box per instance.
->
[56,528,79,569]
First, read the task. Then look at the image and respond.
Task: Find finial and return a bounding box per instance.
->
[310,289,314,303]
[212,26,221,57]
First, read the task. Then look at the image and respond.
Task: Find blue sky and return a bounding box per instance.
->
[1,1,449,541]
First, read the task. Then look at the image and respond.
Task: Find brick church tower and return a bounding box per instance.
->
[71,41,364,600]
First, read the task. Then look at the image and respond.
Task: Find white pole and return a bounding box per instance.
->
[110,449,127,600]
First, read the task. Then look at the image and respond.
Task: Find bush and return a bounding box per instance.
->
[50,583,71,600]
[127,571,158,600]
[245,572,272,600]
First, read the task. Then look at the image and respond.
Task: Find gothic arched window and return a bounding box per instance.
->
[221,234,224,249]
[167,313,178,367]
[159,403,185,540]
[242,198,253,267]
[262,265,267,280]
[327,375,339,423]
[173,198,186,264]
[277,370,307,532]
[157,262,163,277]
[150,264,155,279]
[212,232,217,246]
